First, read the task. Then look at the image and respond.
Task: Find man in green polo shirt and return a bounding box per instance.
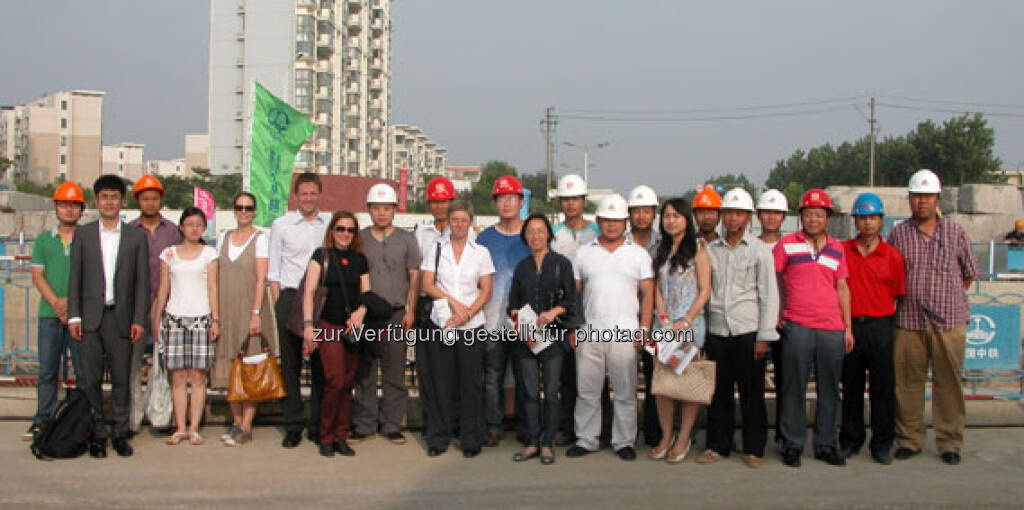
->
[23,181,86,440]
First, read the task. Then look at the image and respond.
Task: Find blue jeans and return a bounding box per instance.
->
[34,317,82,424]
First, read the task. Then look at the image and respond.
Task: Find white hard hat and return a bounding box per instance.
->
[627,185,658,208]
[756,189,788,212]
[366,183,398,204]
[721,188,755,212]
[557,174,588,197]
[908,169,941,194]
[596,194,629,220]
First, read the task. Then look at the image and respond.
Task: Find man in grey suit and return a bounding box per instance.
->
[68,174,149,458]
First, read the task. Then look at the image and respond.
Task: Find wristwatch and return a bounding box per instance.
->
[251,309,261,315]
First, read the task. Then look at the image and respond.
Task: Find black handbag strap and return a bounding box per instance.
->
[432,241,442,286]
[325,249,355,317]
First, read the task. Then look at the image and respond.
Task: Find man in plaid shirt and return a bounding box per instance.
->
[887,169,978,466]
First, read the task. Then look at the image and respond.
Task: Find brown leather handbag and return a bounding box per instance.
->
[651,353,716,405]
[227,334,286,402]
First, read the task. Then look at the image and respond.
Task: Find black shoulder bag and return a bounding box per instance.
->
[415,241,442,328]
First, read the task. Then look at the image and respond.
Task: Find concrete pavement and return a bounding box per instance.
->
[2,422,1023,508]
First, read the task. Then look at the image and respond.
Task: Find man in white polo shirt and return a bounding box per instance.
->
[566,194,655,461]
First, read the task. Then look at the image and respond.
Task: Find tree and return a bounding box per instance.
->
[679,173,759,206]
[767,113,1003,193]
[128,168,241,210]
[0,157,11,181]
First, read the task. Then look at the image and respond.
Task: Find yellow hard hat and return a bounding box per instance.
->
[1015,220,1023,229]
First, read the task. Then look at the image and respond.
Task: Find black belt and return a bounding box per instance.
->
[392,305,405,311]
[104,304,116,311]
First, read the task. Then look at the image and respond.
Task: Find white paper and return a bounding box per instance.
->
[242,352,268,365]
[660,343,698,375]
[431,299,452,328]
[517,304,555,355]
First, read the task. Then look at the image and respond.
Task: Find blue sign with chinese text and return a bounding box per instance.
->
[965,304,1021,371]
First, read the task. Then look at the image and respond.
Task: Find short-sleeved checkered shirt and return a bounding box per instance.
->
[887,217,978,331]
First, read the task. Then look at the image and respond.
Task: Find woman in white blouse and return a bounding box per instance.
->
[420,200,494,458]
[212,192,279,447]
[152,207,220,446]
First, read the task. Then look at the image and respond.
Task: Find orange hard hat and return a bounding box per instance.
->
[52,181,85,203]
[693,186,722,209]
[132,174,165,199]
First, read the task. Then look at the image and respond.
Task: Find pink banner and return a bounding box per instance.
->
[194,187,216,238]
[398,165,409,213]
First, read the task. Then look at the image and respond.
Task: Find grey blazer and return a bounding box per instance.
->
[68,220,150,335]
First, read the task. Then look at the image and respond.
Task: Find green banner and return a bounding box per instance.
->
[249,81,315,227]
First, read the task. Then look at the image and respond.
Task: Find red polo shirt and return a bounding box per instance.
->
[774,231,849,331]
[842,238,905,318]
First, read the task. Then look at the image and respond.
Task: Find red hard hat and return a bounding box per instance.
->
[53,181,85,203]
[426,176,456,201]
[799,188,833,212]
[491,175,524,198]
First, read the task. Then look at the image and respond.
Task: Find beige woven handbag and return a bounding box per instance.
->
[651,355,716,405]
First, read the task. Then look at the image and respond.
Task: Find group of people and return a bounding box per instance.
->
[26,167,976,469]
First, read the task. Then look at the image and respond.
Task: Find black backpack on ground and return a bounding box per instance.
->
[30,388,93,460]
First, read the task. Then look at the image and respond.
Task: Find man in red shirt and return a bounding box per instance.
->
[773,189,854,468]
[839,193,905,465]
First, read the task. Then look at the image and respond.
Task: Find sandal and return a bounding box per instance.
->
[165,432,189,446]
[189,431,204,445]
[649,444,670,460]
[667,440,693,464]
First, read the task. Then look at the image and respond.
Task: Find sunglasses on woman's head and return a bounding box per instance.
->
[333,226,358,234]
[234,205,256,212]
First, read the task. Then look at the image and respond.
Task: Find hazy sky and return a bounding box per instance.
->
[3,1,1022,194]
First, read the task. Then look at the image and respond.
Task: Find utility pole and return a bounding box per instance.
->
[542,107,557,213]
[869,97,877,187]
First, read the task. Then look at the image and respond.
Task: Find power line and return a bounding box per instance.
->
[876,102,1024,118]
[559,104,858,122]
[876,94,1024,110]
[560,95,866,115]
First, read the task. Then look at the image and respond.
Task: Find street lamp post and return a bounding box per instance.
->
[563,140,609,183]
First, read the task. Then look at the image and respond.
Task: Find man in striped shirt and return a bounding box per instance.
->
[887,169,977,466]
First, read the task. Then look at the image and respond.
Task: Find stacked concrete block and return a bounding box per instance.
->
[958,184,1024,216]
[0,191,52,212]
[825,186,912,217]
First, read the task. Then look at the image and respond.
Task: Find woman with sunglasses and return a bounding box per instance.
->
[211,193,279,446]
[302,211,370,457]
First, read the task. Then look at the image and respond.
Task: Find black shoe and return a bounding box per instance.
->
[334,440,355,457]
[463,448,481,458]
[872,449,893,465]
[894,447,921,460]
[89,440,107,459]
[427,447,446,457]
[565,445,592,458]
[814,447,846,466]
[839,445,860,459]
[282,431,302,448]
[615,446,637,461]
[385,431,406,445]
[484,431,500,447]
[111,437,133,457]
[781,448,801,468]
[306,429,319,444]
[22,424,39,441]
[540,453,556,465]
[319,442,335,457]
[513,448,540,462]
[940,451,961,465]
[348,431,370,443]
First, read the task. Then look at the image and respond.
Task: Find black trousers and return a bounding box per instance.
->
[79,308,132,440]
[840,315,896,454]
[771,329,784,442]
[705,332,768,457]
[422,328,485,451]
[275,289,323,436]
[641,350,662,446]
[514,342,562,447]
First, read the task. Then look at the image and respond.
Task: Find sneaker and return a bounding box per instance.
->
[224,427,248,447]
[385,431,407,445]
[22,424,39,442]
[220,426,239,443]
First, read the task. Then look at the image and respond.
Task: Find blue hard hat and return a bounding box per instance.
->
[851,192,885,216]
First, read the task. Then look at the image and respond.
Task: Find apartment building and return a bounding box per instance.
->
[389,123,447,199]
[208,0,392,181]
[0,90,104,185]
[145,159,190,179]
[185,133,210,171]
[102,142,145,182]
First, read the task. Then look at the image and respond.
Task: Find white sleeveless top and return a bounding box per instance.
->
[159,245,218,317]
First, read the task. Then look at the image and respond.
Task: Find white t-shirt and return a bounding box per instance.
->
[160,245,219,317]
[573,239,654,330]
[420,238,495,329]
[216,229,269,262]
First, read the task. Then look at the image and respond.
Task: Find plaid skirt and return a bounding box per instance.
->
[161,313,214,371]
